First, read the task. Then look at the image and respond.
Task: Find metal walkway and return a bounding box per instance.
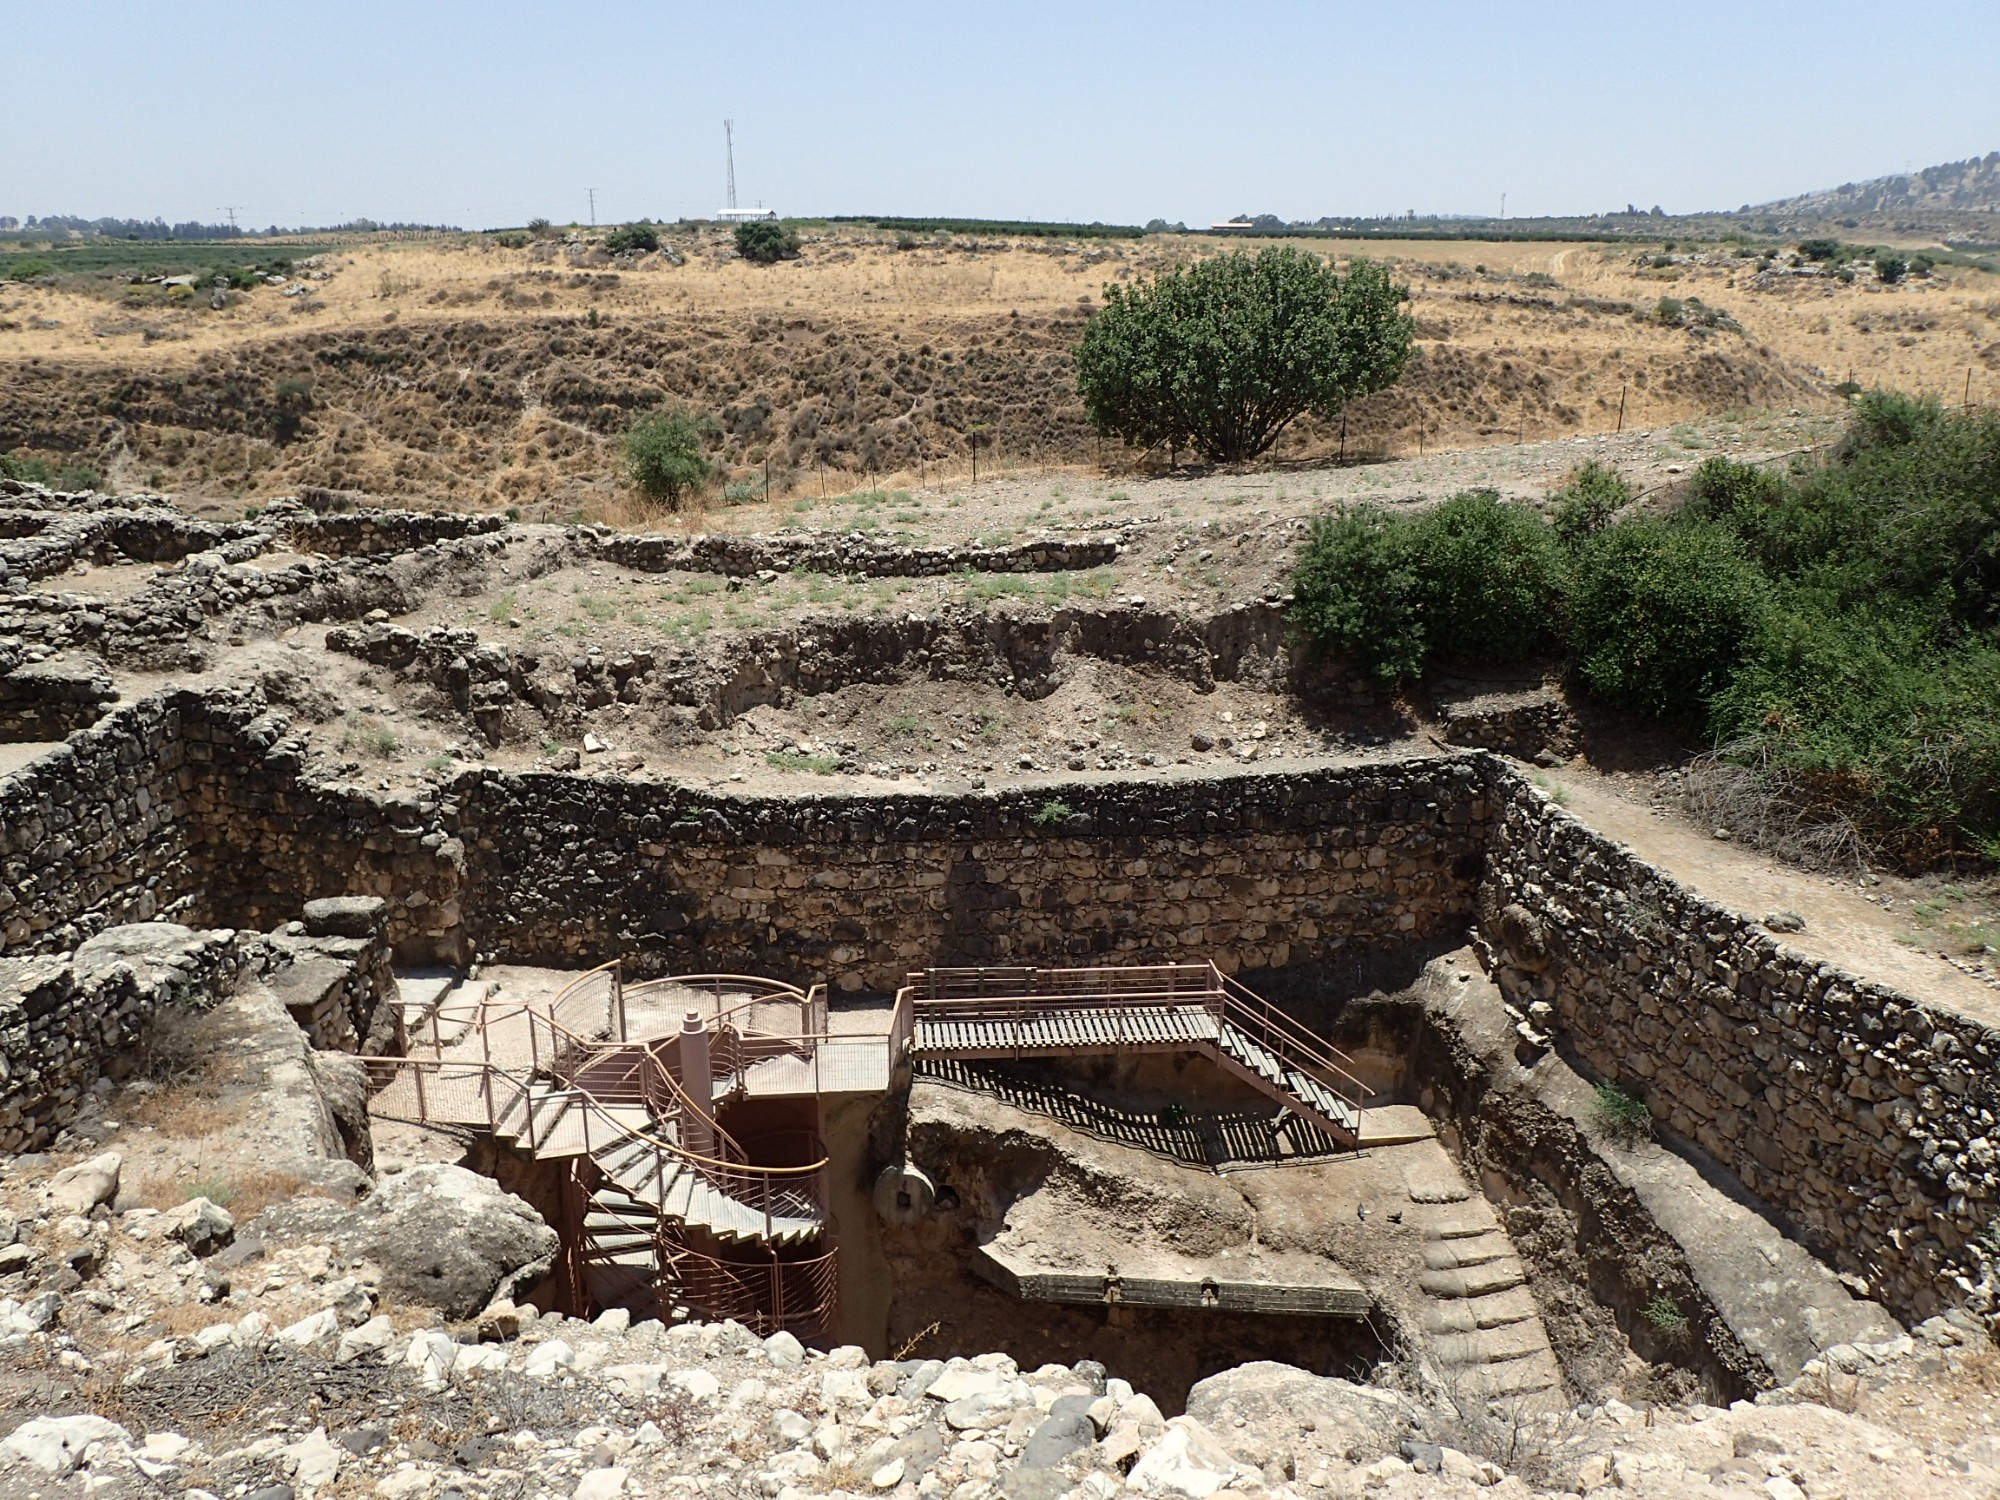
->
[903,964,1367,1145]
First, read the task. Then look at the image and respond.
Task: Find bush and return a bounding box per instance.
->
[1550,460,1633,546]
[1564,518,1767,725]
[622,409,712,510]
[1593,1082,1653,1146]
[1291,491,1560,681]
[1797,237,1843,262]
[1874,254,1907,285]
[0,450,53,484]
[2,257,57,282]
[605,222,659,254]
[1682,456,1785,523]
[1075,247,1413,463]
[734,221,800,264]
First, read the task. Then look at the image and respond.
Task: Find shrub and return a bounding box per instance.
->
[1654,296,1684,326]
[1031,799,1074,827]
[1682,456,1785,524]
[1874,254,1907,285]
[0,450,54,483]
[1075,247,1413,463]
[1640,1294,1690,1334]
[1797,237,1843,262]
[1292,491,1560,681]
[1592,1083,1653,1146]
[605,222,659,254]
[56,463,103,493]
[622,409,712,510]
[2,257,57,282]
[735,221,800,264]
[1550,460,1633,546]
[1564,518,1768,725]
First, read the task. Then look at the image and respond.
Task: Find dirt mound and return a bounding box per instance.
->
[0,303,1819,513]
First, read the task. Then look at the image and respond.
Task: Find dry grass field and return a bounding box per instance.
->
[2,224,1997,516]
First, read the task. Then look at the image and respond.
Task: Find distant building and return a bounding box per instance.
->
[714,207,779,223]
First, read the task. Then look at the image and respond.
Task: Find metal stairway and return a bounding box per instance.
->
[905,964,1366,1146]
[364,966,843,1336]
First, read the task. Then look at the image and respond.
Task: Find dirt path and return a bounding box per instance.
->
[1537,765,2000,1023]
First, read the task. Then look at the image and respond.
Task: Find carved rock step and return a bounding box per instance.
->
[1423,1212,1500,1242]
[1401,1159,1472,1205]
[1419,1259,1528,1299]
[1452,1351,1563,1400]
[1423,1286,1540,1335]
[1431,1320,1552,1368]
[1422,1231,1514,1271]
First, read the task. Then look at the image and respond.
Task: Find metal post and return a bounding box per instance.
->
[680,1011,715,1160]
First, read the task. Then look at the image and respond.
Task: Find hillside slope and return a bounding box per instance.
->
[1753,151,2000,216]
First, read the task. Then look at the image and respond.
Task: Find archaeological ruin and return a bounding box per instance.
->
[5,474,2000,1494]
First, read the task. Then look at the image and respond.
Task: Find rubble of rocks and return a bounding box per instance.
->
[2,1133,1996,1500]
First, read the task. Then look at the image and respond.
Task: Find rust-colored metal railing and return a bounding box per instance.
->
[656,1229,842,1341]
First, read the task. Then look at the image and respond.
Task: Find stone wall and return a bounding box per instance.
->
[1478,785,2000,1326]
[283,506,507,556]
[592,527,1122,579]
[0,695,203,954]
[0,923,244,1153]
[452,761,1491,991]
[0,692,463,965]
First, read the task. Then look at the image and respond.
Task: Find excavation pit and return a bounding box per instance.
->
[5,487,1998,1416]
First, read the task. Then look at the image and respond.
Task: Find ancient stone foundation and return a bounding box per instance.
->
[5,687,2000,1330]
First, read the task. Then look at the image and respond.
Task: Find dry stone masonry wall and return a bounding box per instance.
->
[0,922,243,1153]
[324,599,1388,751]
[1479,788,2000,1327]
[450,761,1489,990]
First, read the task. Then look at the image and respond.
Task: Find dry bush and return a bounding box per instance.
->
[123,1091,245,1139]
[131,1168,304,1216]
[1679,740,1872,874]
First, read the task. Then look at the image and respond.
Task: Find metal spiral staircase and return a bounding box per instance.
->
[364,967,860,1339]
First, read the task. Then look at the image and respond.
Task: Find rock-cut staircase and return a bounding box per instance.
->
[1406,1165,1564,1402]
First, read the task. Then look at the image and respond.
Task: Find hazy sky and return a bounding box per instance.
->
[9,1,1998,229]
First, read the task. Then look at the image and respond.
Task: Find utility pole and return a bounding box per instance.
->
[1499,192,1506,222]
[216,206,243,232]
[587,188,596,227]
[724,120,738,212]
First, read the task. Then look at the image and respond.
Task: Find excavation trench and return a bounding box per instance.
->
[2,686,1978,1419]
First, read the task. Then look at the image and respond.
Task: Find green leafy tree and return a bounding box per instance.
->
[735,221,801,264]
[1874,253,1907,285]
[622,409,712,510]
[1075,247,1414,463]
[605,222,660,254]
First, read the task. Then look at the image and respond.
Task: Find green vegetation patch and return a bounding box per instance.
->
[1290,393,2000,864]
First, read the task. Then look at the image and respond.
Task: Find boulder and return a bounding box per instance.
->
[1184,1361,1414,1470]
[1,1415,132,1475]
[47,1153,121,1215]
[350,1164,558,1318]
[160,1196,235,1256]
[1126,1418,1250,1499]
[301,897,387,939]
